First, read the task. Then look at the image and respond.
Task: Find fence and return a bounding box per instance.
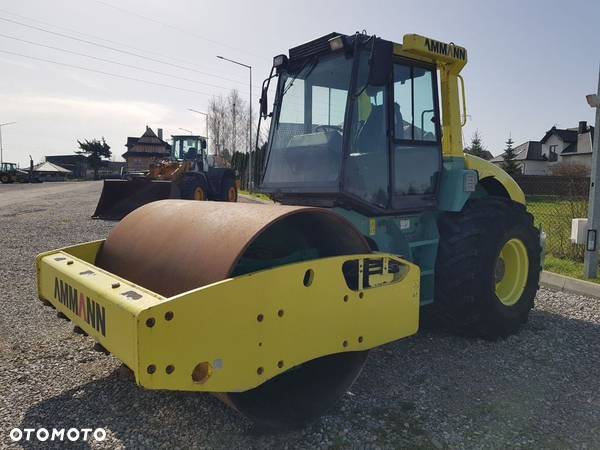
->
[515,176,589,261]
[513,175,590,198]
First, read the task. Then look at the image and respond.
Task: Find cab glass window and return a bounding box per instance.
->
[262,55,352,187]
[393,65,412,140]
[392,63,440,199]
[393,65,437,141]
[413,68,436,141]
[343,52,389,208]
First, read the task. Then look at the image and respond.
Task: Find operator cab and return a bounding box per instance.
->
[259,32,441,214]
[171,135,209,171]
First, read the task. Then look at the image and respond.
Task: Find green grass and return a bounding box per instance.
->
[544,255,600,284]
[239,190,272,202]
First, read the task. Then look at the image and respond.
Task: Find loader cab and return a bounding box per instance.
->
[171,135,209,172]
[1,162,17,172]
[260,33,442,214]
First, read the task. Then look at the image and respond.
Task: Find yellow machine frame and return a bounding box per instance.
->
[399,34,525,204]
[37,241,420,392]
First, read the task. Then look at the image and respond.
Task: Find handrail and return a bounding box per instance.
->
[458,74,467,126]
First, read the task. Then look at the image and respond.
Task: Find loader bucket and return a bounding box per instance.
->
[92,178,177,220]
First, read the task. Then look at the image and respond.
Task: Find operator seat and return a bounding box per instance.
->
[185,147,198,159]
[356,104,386,153]
[394,103,405,140]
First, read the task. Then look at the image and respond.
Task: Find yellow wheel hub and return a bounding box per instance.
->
[194,187,205,201]
[495,238,529,306]
[227,187,237,202]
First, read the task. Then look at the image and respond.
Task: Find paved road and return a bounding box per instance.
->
[0,181,259,209]
[0,181,105,208]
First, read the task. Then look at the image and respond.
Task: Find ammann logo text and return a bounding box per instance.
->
[424,38,466,61]
[54,278,106,336]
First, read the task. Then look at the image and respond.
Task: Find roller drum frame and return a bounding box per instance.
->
[36,200,420,427]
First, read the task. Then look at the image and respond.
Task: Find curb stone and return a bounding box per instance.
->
[540,270,600,299]
[238,193,273,204]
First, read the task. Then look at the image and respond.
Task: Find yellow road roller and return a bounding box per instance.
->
[36,32,543,427]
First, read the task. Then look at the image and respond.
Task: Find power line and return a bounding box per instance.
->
[0,48,214,96]
[0,32,249,94]
[0,7,249,82]
[0,16,261,88]
[91,0,268,62]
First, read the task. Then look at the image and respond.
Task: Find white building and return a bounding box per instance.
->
[491,121,595,175]
[490,141,549,175]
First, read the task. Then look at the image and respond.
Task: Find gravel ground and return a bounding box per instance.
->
[1,181,600,449]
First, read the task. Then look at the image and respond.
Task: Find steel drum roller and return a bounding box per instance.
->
[96,200,371,426]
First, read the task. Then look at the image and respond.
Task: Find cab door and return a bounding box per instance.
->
[390,60,442,210]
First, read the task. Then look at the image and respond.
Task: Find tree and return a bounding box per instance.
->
[208,95,229,159]
[208,89,265,185]
[226,89,248,160]
[76,137,111,180]
[208,89,261,164]
[502,136,521,176]
[220,147,232,162]
[464,131,492,160]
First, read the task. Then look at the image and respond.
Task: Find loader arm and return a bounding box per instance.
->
[168,160,192,183]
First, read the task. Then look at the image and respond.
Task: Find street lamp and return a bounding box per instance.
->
[188,108,210,153]
[587,94,600,108]
[179,127,193,135]
[0,121,17,164]
[217,55,253,190]
[583,66,600,278]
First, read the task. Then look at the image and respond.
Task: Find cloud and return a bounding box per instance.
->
[0,94,170,121]
[0,94,175,165]
[0,56,37,70]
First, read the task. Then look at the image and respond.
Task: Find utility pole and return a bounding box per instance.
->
[188,109,210,154]
[0,121,17,164]
[217,55,253,190]
[583,65,600,278]
[232,101,237,157]
[249,66,253,189]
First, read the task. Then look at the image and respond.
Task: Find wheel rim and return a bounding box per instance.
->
[193,187,205,201]
[227,186,236,202]
[495,238,529,306]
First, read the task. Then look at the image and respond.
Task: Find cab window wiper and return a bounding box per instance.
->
[281,57,319,99]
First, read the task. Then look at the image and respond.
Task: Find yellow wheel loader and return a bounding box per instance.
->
[0,162,19,183]
[36,32,543,427]
[93,134,238,220]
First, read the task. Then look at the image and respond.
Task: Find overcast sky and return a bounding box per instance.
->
[0,0,598,167]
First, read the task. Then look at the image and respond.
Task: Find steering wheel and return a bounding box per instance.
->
[315,124,343,133]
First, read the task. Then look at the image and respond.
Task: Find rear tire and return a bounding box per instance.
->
[0,175,9,184]
[179,173,208,201]
[220,177,237,202]
[434,197,541,339]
